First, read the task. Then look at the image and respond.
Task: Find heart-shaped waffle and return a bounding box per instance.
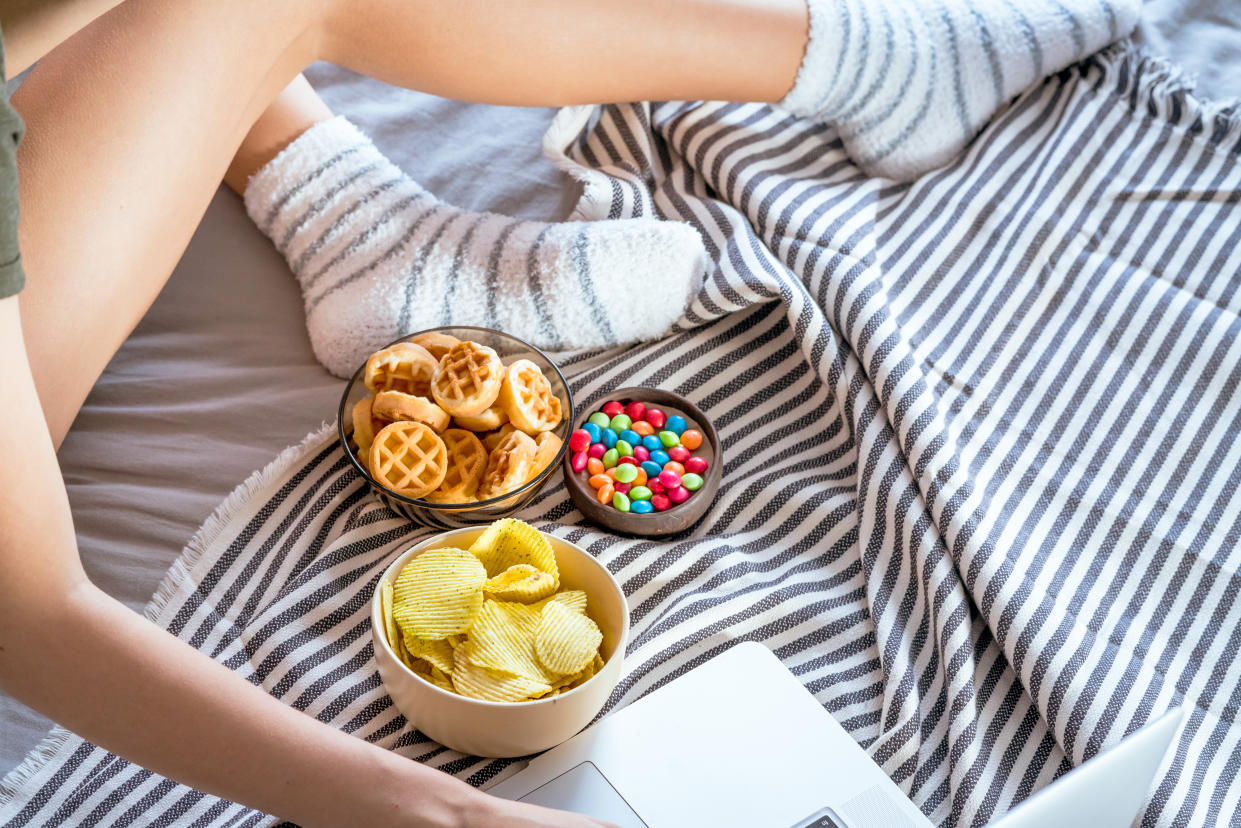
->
[477,430,537,500]
[431,341,504,418]
[364,342,438,397]
[498,359,562,434]
[369,421,448,499]
[427,428,488,503]
[410,331,461,363]
[372,390,451,433]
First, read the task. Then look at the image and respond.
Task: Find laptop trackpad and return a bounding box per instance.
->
[518,761,650,828]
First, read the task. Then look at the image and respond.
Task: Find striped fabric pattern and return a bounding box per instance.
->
[4,43,1241,827]
[781,0,1139,179]
[242,117,709,379]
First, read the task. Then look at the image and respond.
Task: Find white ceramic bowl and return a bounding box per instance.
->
[371,527,629,757]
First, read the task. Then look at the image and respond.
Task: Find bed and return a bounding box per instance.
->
[4,0,1240,822]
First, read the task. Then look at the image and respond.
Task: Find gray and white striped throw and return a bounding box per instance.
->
[4,43,1241,827]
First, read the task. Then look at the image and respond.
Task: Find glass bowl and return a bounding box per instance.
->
[338,327,573,527]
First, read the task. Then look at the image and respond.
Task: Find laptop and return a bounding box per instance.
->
[487,641,1182,828]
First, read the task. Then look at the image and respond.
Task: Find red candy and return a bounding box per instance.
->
[648,479,666,494]
[658,470,682,489]
[618,456,639,466]
[601,401,625,418]
[625,401,646,422]
[633,445,650,462]
[588,443,606,459]
[684,456,708,475]
[614,482,632,494]
[650,494,672,511]
[571,451,589,472]
[668,485,691,504]
[645,408,666,429]
[569,429,592,453]
[668,446,691,464]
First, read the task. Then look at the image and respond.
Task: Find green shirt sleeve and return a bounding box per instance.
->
[0,25,25,300]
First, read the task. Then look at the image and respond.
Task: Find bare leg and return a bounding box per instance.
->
[224,75,333,195]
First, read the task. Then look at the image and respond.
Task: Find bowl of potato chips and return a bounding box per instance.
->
[339,327,573,528]
[371,518,628,757]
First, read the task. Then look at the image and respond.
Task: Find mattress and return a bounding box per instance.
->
[3,0,1239,784]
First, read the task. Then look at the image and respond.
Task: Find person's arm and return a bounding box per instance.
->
[0,297,613,828]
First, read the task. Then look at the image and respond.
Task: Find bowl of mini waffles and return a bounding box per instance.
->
[339,327,572,526]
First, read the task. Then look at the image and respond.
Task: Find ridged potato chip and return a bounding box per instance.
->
[403,634,456,675]
[468,518,559,584]
[549,653,606,693]
[451,641,553,702]
[547,589,588,615]
[535,599,604,676]
[392,548,486,640]
[484,564,558,603]
[468,599,558,684]
[381,580,417,670]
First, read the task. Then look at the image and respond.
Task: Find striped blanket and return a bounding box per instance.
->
[4,42,1241,827]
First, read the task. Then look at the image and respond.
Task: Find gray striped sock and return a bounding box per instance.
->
[243,117,709,377]
[781,0,1140,180]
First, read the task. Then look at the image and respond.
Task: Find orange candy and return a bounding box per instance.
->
[587,457,606,476]
[588,473,612,490]
[663,461,685,476]
[605,467,619,480]
[596,482,615,504]
[632,421,656,437]
[633,468,648,487]
[680,429,703,450]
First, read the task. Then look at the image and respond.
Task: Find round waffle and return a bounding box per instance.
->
[365,342,438,397]
[372,390,451,433]
[498,359,562,434]
[426,428,488,503]
[352,396,380,455]
[477,430,537,500]
[453,405,508,432]
[411,331,461,363]
[431,341,505,418]
[528,431,563,483]
[369,421,449,499]
[482,423,517,454]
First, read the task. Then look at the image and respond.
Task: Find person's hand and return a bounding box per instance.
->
[467,793,622,828]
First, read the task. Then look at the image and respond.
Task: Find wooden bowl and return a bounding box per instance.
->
[562,387,722,537]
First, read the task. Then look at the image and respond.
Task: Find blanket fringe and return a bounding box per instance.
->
[1089,41,1241,152]
[0,423,338,809]
[145,422,338,623]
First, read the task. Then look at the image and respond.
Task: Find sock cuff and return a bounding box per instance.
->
[779,0,843,118]
[243,115,392,236]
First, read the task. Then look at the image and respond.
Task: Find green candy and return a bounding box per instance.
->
[612,492,631,512]
[614,463,638,483]
[602,448,619,469]
[629,485,653,501]
[608,414,633,432]
[658,430,681,448]
[616,439,633,457]
[588,412,611,428]
[681,473,704,491]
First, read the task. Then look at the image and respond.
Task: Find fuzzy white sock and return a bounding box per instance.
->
[244,117,709,377]
[781,0,1140,180]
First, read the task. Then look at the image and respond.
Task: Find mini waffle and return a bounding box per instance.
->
[477,430,537,500]
[498,359,562,434]
[431,341,505,418]
[369,421,449,499]
[426,429,488,503]
[373,390,451,433]
[365,342,438,397]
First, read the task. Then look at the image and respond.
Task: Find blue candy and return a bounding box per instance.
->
[665,415,688,436]
[582,422,603,444]
[640,460,663,479]
[640,434,663,452]
[619,429,642,446]
[630,499,654,514]
[649,449,670,467]
[600,428,618,449]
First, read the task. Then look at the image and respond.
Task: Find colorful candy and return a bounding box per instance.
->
[570,399,712,517]
[569,429,592,453]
